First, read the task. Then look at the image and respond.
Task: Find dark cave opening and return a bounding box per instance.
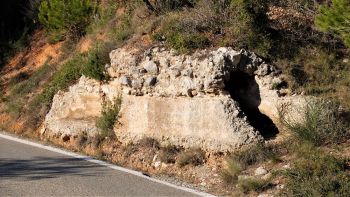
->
[225,71,279,140]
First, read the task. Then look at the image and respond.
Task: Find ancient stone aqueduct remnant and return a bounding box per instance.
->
[43,47,304,151]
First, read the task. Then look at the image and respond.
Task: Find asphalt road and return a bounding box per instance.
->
[0,133,208,197]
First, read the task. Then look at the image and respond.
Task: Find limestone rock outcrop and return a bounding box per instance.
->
[43,76,103,136]
[43,46,304,151]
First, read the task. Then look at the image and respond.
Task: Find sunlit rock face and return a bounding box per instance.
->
[43,47,304,151]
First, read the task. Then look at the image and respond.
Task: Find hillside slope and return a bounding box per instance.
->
[0,1,349,196]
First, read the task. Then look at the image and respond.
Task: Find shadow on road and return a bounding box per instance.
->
[0,157,106,180]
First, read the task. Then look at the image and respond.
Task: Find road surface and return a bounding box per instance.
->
[0,133,210,196]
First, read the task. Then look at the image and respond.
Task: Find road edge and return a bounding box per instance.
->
[0,132,215,197]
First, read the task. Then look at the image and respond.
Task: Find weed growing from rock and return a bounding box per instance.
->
[96,97,122,138]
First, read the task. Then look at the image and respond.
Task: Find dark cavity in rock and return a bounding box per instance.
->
[225,71,279,140]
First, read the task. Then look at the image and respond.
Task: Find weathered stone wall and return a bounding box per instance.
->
[107,47,276,98]
[43,76,103,136]
[43,46,304,151]
[117,95,262,150]
[43,75,123,136]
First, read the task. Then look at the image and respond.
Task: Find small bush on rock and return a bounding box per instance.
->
[82,45,109,81]
[32,41,110,106]
[96,97,122,138]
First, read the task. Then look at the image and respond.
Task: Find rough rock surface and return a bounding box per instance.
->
[108,47,245,97]
[117,95,261,150]
[43,47,304,151]
[43,76,103,136]
[255,167,268,176]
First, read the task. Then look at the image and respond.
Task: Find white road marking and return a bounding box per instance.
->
[0,132,215,197]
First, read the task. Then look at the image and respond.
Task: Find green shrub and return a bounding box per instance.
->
[6,100,23,119]
[112,15,133,42]
[82,47,109,81]
[221,143,284,186]
[276,46,350,109]
[142,0,195,14]
[33,42,109,106]
[227,0,271,57]
[279,100,349,146]
[38,55,83,104]
[220,159,242,185]
[24,41,112,129]
[154,0,221,53]
[25,57,82,127]
[4,63,53,119]
[38,0,96,42]
[237,177,271,194]
[10,63,52,97]
[83,41,115,81]
[230,143,280,169]
[87,0,118,33]
[157,13,209,53]
[281,150,350,196]
[155,0,271,55]
[96,97,122,138]
[177,148,205,167]
[289,48,346,94]
[316,0,350,47]
[8,72,30,86]
[2,28,31,62]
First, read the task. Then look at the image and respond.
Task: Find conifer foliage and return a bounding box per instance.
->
[38,0,96,42]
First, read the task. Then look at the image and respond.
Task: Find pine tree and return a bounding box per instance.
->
[38,0,95,42]
[316,0,350,47]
